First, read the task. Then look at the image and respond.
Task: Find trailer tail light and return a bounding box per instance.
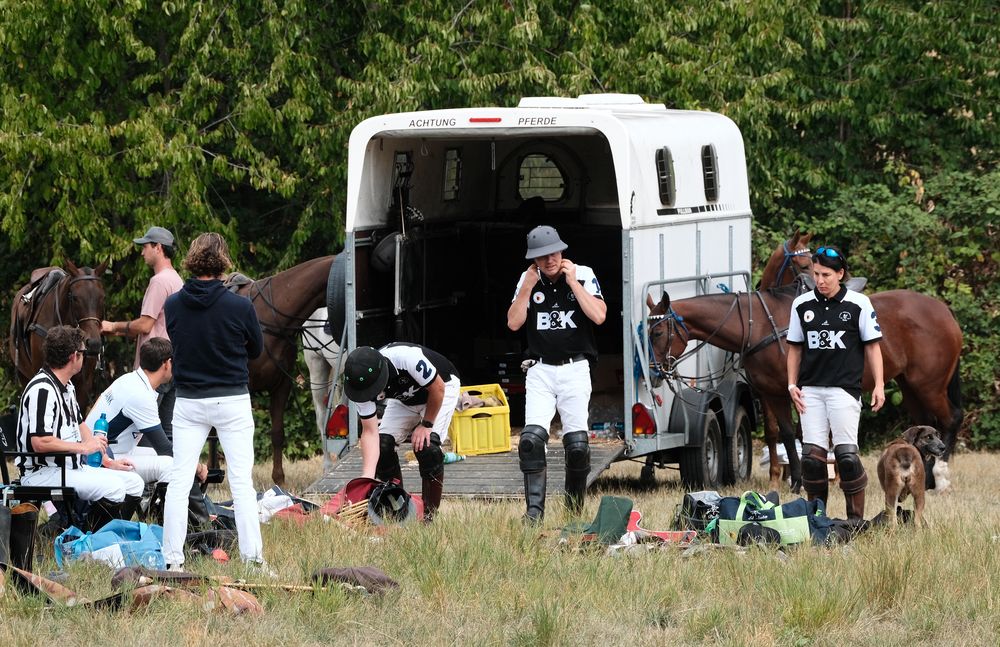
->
[326,404,349,438]
[631,403,656,436]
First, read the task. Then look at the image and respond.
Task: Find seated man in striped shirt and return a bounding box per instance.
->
[16,325,145,529]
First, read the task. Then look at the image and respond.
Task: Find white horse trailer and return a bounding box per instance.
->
[321,94,756,494]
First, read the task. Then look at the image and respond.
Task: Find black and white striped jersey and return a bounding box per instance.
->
[16,368,83,471]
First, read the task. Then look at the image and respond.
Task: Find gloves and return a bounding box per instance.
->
[520,359,537,373]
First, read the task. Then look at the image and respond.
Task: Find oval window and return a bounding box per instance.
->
[518,154,566,201]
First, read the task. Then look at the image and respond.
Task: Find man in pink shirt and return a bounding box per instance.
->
[102,226,184,436]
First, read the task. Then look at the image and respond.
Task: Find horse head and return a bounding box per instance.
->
[644,291,690,387]
[761,230,813,289]
[62,258,107,358]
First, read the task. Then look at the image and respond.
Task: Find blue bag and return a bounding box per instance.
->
[55,519,165,569]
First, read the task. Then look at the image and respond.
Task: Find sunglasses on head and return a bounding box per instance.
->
[815,247,840,259]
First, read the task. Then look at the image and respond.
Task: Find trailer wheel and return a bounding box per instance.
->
[721,406,753,485]
[679,410,722,489]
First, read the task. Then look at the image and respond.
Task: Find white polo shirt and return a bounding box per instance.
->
[85,369,162,455]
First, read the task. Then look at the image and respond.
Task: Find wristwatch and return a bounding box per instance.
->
[419,419,434,428]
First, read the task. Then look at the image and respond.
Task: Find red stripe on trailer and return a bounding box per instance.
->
[469,117,501,123]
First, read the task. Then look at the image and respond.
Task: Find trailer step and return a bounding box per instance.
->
[305,440,625,499]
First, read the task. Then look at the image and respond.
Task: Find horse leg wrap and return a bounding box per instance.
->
[376,433,403,485]
[801,443,830,505]
[518,425,549,523]
[415,433,444,521]
[562,431,591,515]
[835,444,868,520]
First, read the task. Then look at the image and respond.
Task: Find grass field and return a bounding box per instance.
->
[3,449,999,646]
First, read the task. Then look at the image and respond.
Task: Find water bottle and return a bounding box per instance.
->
[443,451,465,464]
[88,413,108,467]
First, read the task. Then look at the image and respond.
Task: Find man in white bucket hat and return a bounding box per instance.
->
[507,225,606,522]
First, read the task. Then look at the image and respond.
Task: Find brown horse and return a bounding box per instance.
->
[759,231,813,290]
[753,231,815,489]
[9,260,108,409]
[236,255,335,486]
[648,284,963,492]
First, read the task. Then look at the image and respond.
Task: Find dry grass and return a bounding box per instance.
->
[3,450,1000,646]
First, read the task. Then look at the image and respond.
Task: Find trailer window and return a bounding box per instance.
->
[655,147,676,206]
[443,148,461,201]
[518,154,565,201]
[701,144,719,202]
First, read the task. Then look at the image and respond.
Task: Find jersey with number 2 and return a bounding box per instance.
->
[354,343,457,419]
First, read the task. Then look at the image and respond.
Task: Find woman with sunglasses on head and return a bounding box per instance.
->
[786,245,885,520]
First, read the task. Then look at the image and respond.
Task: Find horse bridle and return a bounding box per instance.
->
[770,241,811,288]
[647,290,788,386]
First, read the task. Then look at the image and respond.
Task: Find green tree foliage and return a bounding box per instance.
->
[2,1,997,454]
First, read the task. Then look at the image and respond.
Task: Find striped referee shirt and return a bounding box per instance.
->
[16,367,83,472]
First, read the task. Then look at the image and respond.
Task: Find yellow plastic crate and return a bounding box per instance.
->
[449,384,512,456]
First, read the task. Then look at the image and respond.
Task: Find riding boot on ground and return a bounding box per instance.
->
[801,443,830,507]
[414,432,445,522]
[376,433,404,485]
[518,425,548,524]
[7,503,39,590]
[562,431,591,515]
[835,444,868,520]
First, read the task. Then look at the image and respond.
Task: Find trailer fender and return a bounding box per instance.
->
[713,379,758,437]
[666,387,720,448]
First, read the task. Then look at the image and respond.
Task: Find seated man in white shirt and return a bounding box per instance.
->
[85,338,208,520]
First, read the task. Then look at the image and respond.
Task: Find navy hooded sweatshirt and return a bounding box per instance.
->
[165,278,263,398]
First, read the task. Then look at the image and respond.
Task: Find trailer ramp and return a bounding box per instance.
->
[305,440,625,499]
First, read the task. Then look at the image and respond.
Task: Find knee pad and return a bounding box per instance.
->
[834,443,868,493]
[801,443,829,482]
[518,425,549,474]
[415,432,444,480]
[833,444,865,482]
[562,430,591,474]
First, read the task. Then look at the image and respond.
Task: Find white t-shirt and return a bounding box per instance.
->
[85,369,162,455]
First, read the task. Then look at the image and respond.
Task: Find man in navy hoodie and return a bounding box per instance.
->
[160,232,267,574]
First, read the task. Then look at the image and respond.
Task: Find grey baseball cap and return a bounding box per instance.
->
[133,226,175,246]
[525,225,568,259]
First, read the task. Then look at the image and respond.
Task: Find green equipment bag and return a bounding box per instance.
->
[716,491,824,546]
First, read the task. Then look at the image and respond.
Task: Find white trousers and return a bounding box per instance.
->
[124,446,174,484]
[800,386,863,449]
[161,393,262,565]
[379,377,461,443]
[21,464,144,502]
[524,360,592,435]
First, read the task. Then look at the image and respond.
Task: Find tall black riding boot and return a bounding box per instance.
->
[519,425,549,524]
[9,503,39,574]
[187,482,212,529]
[562,431,591,515]
[421,475,444,522]
[86,498,123,532]
[120,494,142,523]
[0,505,11,567]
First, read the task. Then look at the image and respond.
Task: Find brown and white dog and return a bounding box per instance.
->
[877,425,947,528]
